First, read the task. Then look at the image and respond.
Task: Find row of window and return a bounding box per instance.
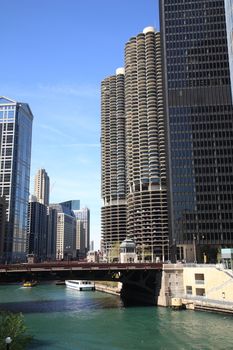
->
[164,1,223,10]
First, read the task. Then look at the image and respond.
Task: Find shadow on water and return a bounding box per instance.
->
[0,296,123,314]
[0,298,161,313]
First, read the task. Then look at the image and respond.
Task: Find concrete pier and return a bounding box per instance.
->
[95,282,121,296]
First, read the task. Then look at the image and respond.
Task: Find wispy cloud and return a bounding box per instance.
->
[53,143,100,148]
[0,82,100,100]
[38,83,99,98]
[39,123,69,136]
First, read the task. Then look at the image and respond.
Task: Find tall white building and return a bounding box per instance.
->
[101,28,169,262]
[50,204,76,260]
[125,27,169,261]
[101,68,127,256]
[34,168,50,206]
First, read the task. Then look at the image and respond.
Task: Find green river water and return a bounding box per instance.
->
[0,284,232,350]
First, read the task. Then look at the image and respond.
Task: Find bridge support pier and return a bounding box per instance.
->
[120,269,162,306]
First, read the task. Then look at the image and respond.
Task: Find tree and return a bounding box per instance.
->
[137,244,151,262]
[0,311,32,350]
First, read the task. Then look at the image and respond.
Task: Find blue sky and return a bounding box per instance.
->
[0,0,159,248]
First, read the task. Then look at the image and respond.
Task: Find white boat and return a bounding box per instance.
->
[65,280,95,291]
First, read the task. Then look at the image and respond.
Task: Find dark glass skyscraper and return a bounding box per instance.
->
[27,195,47,261]
[0,97,33,262]
[160,0,233,261]
[225,0,233,100]
[46,206,57,260]
[59,200,80,211]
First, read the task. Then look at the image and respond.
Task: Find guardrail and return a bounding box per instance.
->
[182,294,233,307]
[0,261,163,273]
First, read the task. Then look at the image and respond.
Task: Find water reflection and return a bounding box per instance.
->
[0,284,233,350]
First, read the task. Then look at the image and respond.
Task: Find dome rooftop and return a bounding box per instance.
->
[143,26,155,34]
[120,238,136,248]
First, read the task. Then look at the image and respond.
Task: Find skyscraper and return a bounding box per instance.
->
[50,203,76,260]
[0,196,6,259]
[101,68,127,257]
[34,168,50,206]
[225,0,233,100]
[59,200,80,212]
[27,200,57,262]
[160,0,233,261]
[125,27,169,261]
[101,28,169,262]
[73,207,90,255]
[46,206,57,261]
[90,240,94,251]
[0,97,33,262]
[75,219,86,259]
[27,195,47,261]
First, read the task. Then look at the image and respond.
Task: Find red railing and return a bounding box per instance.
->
[0,261,163,272]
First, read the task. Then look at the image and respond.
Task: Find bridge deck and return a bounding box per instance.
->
[0,262,162,273]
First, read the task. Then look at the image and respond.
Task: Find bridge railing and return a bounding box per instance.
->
[0,261,163,272]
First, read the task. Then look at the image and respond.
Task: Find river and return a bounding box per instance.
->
[0,283,232,349]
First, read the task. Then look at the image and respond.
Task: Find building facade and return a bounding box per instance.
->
[0,97,33,262]
[34,168,50,206]
[101,28,169,262]
[60,200,80,212]
[101,68,127,258]
[225,0,233,100]
[27,195,47,261]
[46,206,57,260]
[160,0,233,261]
[75,219,86,259]
[0,196,6,259]
[50,204,76,260]
[90,240,94,251]
[73,207,90,255]
[124,27,169,261]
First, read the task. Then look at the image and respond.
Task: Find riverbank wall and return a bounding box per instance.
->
[158,263,233,314]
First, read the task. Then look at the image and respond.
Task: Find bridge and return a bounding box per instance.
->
[0,262,163,305]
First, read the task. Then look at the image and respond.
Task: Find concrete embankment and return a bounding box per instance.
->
[95,282,121,296]
[159,264,233,314]
[182,297,233,314]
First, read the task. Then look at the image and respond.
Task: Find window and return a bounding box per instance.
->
[196,288,205,296]
[6,135,13,144]
[4,161,11,169]
[186,286,192,295]
[195,273,205,284]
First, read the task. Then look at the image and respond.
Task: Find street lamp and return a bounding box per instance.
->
[5,337,12,350]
